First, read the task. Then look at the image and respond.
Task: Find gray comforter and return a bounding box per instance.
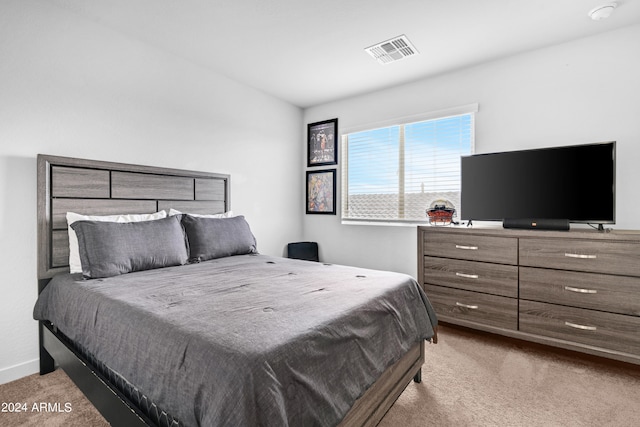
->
[34,254,437,426]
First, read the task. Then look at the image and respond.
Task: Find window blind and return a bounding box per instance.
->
[342,110,475,223]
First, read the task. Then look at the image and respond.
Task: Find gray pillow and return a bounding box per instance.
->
[182,215,257,261]
[71,215,189,279]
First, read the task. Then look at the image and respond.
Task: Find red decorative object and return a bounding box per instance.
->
[426,200,456,226]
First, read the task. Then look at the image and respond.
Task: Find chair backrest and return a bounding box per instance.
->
[286,242,319,262]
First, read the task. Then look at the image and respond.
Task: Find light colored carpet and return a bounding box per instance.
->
[0,368,108,426]
[2,325,640,426]
[380,325,640,427]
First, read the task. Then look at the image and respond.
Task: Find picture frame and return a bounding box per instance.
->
[306,169,336,215]
[307,118,338,167]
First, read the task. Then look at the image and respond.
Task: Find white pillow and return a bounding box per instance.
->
[168,208,235,218]
[66,210,167,273]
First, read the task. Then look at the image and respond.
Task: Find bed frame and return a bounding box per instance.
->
[36,153,425,426]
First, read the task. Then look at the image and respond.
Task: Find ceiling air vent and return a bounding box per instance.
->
[365,35,419,65]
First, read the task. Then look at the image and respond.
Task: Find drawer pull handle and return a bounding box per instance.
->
[456,272,479,279]
[564,286,597,294]
[564,321,597,331]
[564,253,597,259]
[456,302,478,309]
[455,244,478,250]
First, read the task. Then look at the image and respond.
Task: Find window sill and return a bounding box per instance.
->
[341,219,430,227]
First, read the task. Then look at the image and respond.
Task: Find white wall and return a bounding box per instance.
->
[303,24,640,276]
[0,0,303,383]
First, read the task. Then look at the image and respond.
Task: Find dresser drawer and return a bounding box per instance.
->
[423,256,518,298]
[423,231,517,265]
[520,300,640,356]
[424,285,517,330]
[520,267,640,316]
[520,238,640,276]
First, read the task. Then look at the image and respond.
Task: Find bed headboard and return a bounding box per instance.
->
[37,154,230,281]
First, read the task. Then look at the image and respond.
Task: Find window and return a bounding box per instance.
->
[341,105,476,223]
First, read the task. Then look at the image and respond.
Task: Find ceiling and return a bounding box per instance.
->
[49,0,640,108]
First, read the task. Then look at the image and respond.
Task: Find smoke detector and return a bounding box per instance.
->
[589,3,617,20]
[365,35,419,65]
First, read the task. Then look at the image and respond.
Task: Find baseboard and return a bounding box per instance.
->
[0,358,40,385]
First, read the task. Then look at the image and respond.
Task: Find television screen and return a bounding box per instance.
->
[461,142,615,224]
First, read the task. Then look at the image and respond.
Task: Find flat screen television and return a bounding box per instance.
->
[461,141,615,228]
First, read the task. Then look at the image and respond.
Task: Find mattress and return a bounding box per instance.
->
[34,254,437,426]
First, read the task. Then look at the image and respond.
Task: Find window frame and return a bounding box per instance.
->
[340,104,478,225]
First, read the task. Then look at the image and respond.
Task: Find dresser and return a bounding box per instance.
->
[418,226,640,364]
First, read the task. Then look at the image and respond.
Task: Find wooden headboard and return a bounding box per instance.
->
[37,154,230,281]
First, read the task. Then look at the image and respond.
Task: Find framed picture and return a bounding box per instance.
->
[306,169,336,215]
[307,118,338,167]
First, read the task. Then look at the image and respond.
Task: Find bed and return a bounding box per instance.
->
[34,154,438,426]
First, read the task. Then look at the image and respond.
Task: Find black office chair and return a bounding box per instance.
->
[286,242,319,262]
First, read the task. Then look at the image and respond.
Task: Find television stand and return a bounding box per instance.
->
[418,226,640,365]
